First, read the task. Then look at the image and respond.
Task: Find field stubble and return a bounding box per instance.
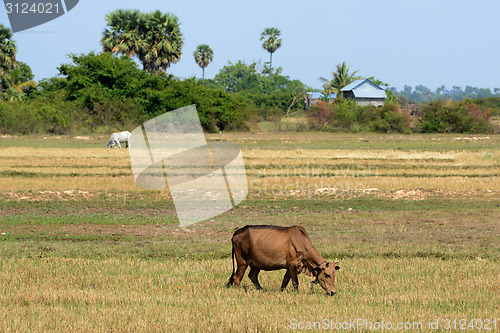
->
[0,133,499,331]
[0,257,498,332]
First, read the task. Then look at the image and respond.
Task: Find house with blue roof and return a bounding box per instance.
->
[340,79,387,106]
[304,91,336,110]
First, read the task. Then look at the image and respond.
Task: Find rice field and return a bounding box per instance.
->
[0,133,499,332]
[1,257,498,332]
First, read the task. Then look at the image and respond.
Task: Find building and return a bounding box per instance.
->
[304,92,336,110]
[341,79,387,106]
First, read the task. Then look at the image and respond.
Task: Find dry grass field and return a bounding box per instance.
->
[0,133,499,332]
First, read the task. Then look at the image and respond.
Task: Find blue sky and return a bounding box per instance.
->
[1,0,499,91]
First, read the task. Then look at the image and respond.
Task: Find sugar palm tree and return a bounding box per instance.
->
[193,44,213,79]
[101,9,183,73]
[101,9,144,58]
[139,10,183,73]
[260,27,281,72]
[1,62,37,101]
[319,62,360,95]
[0,24,17,93]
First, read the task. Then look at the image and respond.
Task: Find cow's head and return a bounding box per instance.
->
[312,261,340,296]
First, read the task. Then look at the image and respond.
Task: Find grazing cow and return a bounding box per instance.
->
[226,225,340,295]
[106,131,131,148]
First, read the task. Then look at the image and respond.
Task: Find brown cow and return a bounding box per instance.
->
[226,225,340,295]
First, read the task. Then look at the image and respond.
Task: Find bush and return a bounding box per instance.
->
[0,100,71,134]
[419,100,494,133]
[472,96,500,116]
[307,101,332,130]
[367,102,410,133]
[249,91,305,111]
[307,99,411,133]
[330,98,359,129]
[138,78,250,132]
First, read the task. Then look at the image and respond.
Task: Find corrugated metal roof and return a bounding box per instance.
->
[310,92,336,99]
[341,79,367,92]
[341,79,387,99]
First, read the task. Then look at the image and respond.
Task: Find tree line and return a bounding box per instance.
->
[388,85,500,103]
[0,9,498,135]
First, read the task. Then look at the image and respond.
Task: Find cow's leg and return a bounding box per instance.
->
[125,141,129,148]
[233,263,248,287]
[117,141,122,148]
[280,269,291,291]
[288,262,300,291]
[248,266,262,290]
[232,250,248,287]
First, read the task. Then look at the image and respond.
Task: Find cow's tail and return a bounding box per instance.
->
[226,241,235,288]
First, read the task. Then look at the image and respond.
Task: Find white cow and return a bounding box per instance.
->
[107,131,131,148]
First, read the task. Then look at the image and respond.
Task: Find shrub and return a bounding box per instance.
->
[0,100,71,134]
[367,102,411,133]
[138,78,250,132]
[331,98,359,129]
[472,96,500,116]
[307,101,332,130]
[419,100,494,133]
[306,99,411,133]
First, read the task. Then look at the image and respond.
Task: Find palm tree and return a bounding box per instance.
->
[101,9,144,58]
[193,44,213,79]
[101,9,183,73]
[0,24,17,93]
[319,62,360,95]
[260,27,281,72]
[139,10,183,73]
[1,62,37,101]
